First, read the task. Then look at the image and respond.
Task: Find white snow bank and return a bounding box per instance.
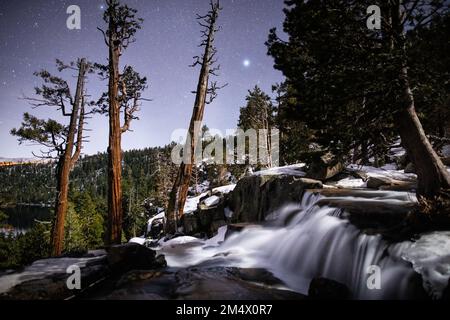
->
[146,211,165,233]
[212,184,236,194]
[203,195,220,207]
[129,237,146,245]
[184,192,208,214]
[402,231,450,299]
[347,164,417,181]
[252,163,306,177]
[335,177,367,188]
[159,236,204,249]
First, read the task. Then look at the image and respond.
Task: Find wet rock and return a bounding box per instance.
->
[182,190,232,237]
[367,176,393,189]
[0,253,109,300]
[308,277,351,299]
[174,267,305,300]
[107,243,166,273]
[86,267,304,300]
[230,175,322,223]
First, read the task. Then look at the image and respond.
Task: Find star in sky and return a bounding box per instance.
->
[0,0,285,158]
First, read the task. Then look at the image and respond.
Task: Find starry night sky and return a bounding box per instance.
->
[0,0,285,158]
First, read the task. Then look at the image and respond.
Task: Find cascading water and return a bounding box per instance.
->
[158,190,449,299]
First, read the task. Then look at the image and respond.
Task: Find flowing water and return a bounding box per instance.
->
[158,191,449,299]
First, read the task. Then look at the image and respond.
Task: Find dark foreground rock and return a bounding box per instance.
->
[85,266,305,300]
[0,244,165,300]
[0,251,108,300]
[107,243,167,273]
[308,277,351,300]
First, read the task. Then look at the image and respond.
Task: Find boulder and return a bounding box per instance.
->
[230,174,322,223]
[88,267,305,300]
[182,191,229,237]
[308,277,351,299]
[367,176,393,189]
[306,152,344,181]
[106,243,166,273]
[0,252,109,300]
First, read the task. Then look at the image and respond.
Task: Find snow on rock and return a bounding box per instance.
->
[146,211,165,233]
[184,192,208,214]
[252,163,306,177]
[212,184,236,194]
[336,177,367,189]
[402,231,450,299]
[158,236,204,249]
[347,164,417,181]
[129,237,146,245]
[203,195,220,207]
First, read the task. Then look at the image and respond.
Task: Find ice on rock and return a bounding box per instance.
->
[402,231,450,299]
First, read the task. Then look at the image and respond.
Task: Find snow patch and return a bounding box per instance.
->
[336,177,367,188]
[129,237,146,245]
[212,184,236,194]
[252,163,306,177]
[203,195,220,207]
[347,164,417,181]
[184,192,208,214]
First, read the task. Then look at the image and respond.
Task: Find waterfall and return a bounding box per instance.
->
[159,190,448,299]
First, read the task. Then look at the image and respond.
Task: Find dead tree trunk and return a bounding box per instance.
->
[166,1,223,234]
[51,59,87,256]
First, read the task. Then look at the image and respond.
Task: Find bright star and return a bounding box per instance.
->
[243,59,250,67]
[100,5,105,10]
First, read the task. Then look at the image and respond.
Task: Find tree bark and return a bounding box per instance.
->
[393,67,450,197]
[390,0,450,198]
[51,59,87,256]
[165,8,218,234]
[107,30,123,245]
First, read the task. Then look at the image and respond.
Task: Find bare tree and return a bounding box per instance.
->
[165,0,225,234]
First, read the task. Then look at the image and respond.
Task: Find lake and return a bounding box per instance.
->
[2,205,52,231]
